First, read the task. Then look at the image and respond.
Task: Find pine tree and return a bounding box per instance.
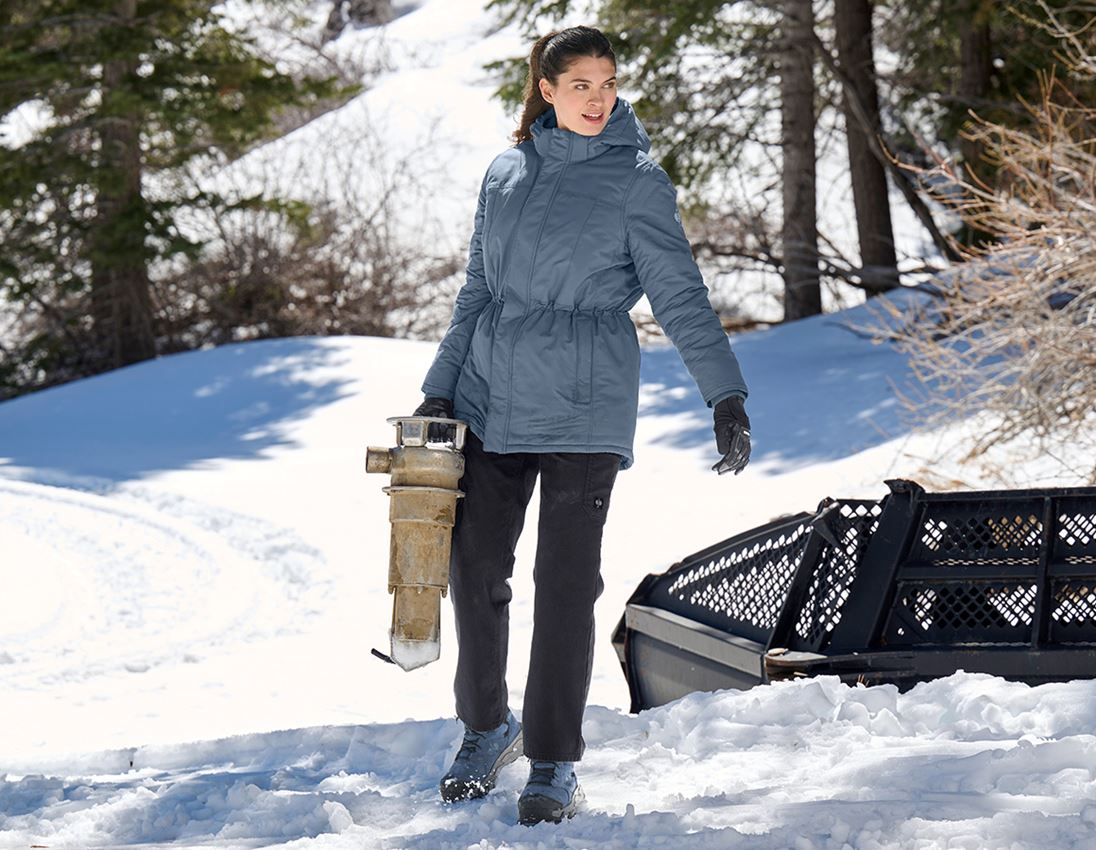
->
[833,0,898,295]
[779,0,821,320]
[0,0,354,393]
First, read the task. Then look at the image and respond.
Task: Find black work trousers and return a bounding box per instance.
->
[448,430,620,761]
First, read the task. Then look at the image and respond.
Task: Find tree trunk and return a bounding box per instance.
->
[834,0,899,296]
[89,0,156,369]
[780,0,821,321]
[959,0,994,186]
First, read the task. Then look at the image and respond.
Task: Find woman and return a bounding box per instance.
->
[413,25,751,826]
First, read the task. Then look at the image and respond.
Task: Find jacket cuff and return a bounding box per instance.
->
[420,383,455,401]
[708,388,748,408]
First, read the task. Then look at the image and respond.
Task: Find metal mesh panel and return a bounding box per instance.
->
[1057,504,1096,565]
[794,501,883,650]
[657,518,812,643]
[886,581,1037,644]
[1050,581,1096,641]
[908,501,1043,567]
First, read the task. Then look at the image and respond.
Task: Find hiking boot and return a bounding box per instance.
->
[439,710,523,802]
[517,759,584,825]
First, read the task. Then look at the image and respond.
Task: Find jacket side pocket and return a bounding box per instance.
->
[574,313,593,405]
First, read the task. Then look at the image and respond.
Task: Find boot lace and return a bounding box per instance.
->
[456,727,489,760]
[528,760,559,786]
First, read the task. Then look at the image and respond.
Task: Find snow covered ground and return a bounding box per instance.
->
[2,292,1095,848]
[3,0,1096,847]
[5,674,1096,849]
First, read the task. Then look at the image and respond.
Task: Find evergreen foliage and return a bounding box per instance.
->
[0,0,356,397]
[881,0,1096,154]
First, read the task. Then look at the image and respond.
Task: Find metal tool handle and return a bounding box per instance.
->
[385,416,467,450]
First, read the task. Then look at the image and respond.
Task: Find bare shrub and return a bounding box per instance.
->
[863,40,1096,483]
[156,202,457,351]
[154,110,462,353]
[323,0,396,43]
[0,288,95,398]
[215,0,397,139]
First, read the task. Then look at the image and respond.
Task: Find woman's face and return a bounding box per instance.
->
[538,55,617,136]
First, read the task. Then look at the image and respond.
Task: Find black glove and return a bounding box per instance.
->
[412,395,454,442]
[711,394,751,475]
[412,396,453,419]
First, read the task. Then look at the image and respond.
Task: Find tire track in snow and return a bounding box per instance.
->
[0,477,328,686]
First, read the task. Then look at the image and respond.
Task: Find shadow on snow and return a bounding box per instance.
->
[639,308,920,473]
[0,338,356,482]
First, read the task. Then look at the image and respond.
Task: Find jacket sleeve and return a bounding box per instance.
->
[624,167,749,407]
[421,169,494,400]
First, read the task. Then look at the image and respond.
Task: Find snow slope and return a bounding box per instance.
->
[0,304,915,758]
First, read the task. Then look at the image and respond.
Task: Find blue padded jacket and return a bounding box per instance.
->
[421,96,748,470]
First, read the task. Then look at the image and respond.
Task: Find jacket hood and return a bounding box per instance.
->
[530,96,651,163]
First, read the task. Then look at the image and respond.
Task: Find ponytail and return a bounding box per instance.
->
[510,26,616,146]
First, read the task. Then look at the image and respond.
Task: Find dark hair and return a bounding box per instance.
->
[511,26,616,146]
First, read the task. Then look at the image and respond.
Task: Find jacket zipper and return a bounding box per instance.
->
[502,134,573,448]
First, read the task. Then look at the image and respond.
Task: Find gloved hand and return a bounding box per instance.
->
[711,394,751,475]
[412,396,454,419]
[412,395,454,442]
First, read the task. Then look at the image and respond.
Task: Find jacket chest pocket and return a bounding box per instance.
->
[562,198,624,281]
[482,180,509,245]
[484,180,531,286]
